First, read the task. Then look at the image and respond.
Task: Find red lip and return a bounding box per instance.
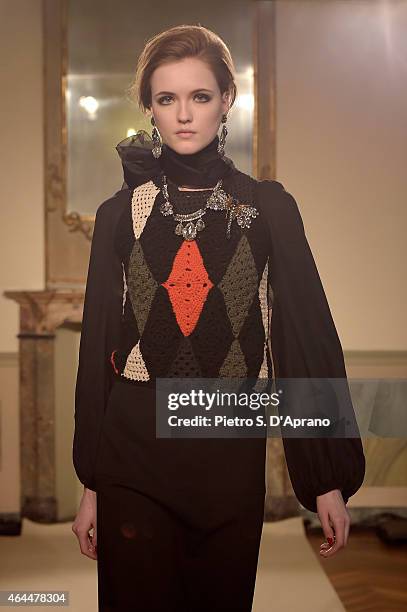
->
[176,130,195,134]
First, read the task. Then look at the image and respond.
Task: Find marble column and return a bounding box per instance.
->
[4,289,84,522]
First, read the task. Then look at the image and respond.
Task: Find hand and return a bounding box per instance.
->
[316,488,350,558]
[72,487,98,560]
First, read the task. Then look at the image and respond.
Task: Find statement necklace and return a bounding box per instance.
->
[159,173,259,241]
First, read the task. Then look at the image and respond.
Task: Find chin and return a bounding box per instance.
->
[169,138,201,154]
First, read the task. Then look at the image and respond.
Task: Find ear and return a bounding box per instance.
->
[222,91,231,114]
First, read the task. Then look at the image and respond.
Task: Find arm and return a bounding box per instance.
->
[72,192,127,491]
[258,179,365,515]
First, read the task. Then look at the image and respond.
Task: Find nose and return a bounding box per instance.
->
[176,101,193,124]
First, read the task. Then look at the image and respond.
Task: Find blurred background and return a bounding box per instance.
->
[0,0,406,610]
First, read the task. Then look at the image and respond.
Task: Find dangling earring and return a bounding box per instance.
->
[151,116,162,158]
[217,113,228,156]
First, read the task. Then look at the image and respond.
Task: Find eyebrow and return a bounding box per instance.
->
[154,88,214,97]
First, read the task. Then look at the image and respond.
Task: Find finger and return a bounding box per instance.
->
[344,517,350,546]
[320,518,345,558]
[319,539,337,557]
[77,529,97,560]
[93,499,97,548]
[318,512,334,546]
[93,524,97,550]
[87,531,97,560]
[86,539,97,560]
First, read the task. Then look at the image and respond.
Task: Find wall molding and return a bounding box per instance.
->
[344,350,407,367]
[0,352,18,367]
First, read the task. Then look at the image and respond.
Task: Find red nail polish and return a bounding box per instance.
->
[327,537,334,545]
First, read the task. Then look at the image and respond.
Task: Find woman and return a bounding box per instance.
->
[72,24,365,612]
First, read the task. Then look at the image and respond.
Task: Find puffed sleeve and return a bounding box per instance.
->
[72,191,129,491]
[257,179,365,513]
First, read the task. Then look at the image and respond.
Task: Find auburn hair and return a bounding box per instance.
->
[127,24,237,113]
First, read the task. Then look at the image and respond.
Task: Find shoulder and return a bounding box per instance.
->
[237,177,306,242]
[91,189,132,245]
[255,178,294,205]
[96,188,132,221]
[254,178,303,223]
[228,171,302,220]
[233,172,291,203]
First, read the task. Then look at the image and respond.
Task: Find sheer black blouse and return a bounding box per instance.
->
[72,176,365,513]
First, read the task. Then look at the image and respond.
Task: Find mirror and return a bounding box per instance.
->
[66,0,256,217]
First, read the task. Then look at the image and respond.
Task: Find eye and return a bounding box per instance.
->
[157,93,211,105]
[195,93,211,102]
[158,95,173,105]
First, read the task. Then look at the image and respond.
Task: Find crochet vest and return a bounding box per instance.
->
[110,169,273,383]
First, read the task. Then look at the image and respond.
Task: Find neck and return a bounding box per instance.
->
[115,129,236,191]
[158,134,234,188]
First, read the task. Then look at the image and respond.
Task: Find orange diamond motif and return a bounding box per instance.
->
[162,240,213,336]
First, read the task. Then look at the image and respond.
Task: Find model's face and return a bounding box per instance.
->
[147,57,230,154]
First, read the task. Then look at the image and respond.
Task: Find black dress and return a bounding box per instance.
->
[72,133,365,611]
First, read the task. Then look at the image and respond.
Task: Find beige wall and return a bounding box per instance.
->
[0,0,44,512]
[0,0,44,351]
[275,0,407,351]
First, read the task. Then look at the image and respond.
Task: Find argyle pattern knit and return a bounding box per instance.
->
[110,171,272,382]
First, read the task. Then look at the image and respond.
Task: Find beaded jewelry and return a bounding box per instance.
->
[159,172,259,240]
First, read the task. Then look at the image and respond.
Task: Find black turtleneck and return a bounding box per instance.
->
[159,134,234,188]
[116,130,236,190]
